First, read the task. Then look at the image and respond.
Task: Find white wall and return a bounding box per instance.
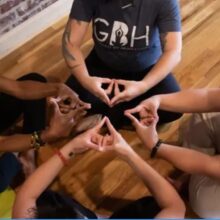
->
[0,0,73,59]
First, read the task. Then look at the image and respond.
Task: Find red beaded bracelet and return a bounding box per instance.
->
[54,149,68,166]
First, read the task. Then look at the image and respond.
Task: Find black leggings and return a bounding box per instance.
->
[66,50,182,128]
[0,73,47,134]
[0,73,47,192]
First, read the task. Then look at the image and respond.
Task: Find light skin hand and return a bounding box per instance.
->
[97,118,134,158]
[125,96,160,121]
[125,112,159,150]
[71,117,107,153]
[42,98,86,142]
[85,76,114,106]
[110,80,147,106]
[57,84,91,113]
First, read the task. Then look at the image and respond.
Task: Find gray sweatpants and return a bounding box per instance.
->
[183,112,220,218]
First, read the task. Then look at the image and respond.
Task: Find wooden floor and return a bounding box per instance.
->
[1,0,220,218]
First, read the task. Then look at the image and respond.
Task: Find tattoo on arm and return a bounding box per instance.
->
[62,22,76,62]
[160,32,168,51]
[26,207,37,218]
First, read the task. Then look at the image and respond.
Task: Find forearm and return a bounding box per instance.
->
[62,22,90,86]
[19,142,74,198]
[124,150,182,210]
[13,141,75,217]
[158,89,220,113]
[0,77,62,100]
[157,143,220,179]
[0,130,54,152]
[142,50,181,91]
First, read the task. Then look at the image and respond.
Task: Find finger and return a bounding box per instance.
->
[49,98,61,116]
[115,79,127,85]
[60,108,71,114]
[87,142,100,150]
[111,92,127,106]
[94,116,107,131]
[141,116,159,127]
[97,89,111,105]
[141,118,153,126]
[91,134,103,146]
[114,81,120,96]
[102,134,109,146]
[124,105,143,115]
[105,80,114,95]
[100,77,112,84]
[105,117,117,135]
[152,116,159,128]
[78,100,91,109]
[124,112,141,128]
[102,134,113,146]
[58,102,73,109]
[58,104,73,113]
[68,106,86,119]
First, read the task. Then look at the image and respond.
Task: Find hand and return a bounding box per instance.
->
[70,117,107,154]
[42,98,86,142]
[125,112,159,151]
[57,84,91,113]
[98,118,134,159]
[110,80,146,106]
[85,76,114,105]
[125,96,160,122]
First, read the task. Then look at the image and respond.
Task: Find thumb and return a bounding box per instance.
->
[97,88,110,105]
[49,98,61,117]
[124,112,141,129]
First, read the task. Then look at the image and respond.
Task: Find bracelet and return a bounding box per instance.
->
[54,149,69,166]
[150,139,163,158]
[35,131,46,146]
[30,131,45,150]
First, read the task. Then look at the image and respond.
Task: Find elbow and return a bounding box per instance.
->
[171,198,186,218]
[175,51,182,65]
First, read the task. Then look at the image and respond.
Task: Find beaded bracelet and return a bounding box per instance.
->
[150,139,163,159]
[30,131,45,150]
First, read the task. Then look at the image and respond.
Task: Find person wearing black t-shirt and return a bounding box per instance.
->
[63,0,183,128]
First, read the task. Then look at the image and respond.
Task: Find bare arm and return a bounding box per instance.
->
[0,76,61,100]
[0,132,49,153]
[0,99,82,153]
[142,32,182,91]
[156,143,220,180]
[62,19,90,85]
[0,75,89,112]
[12,119,105,218]
[12,141,75,218]
[125,150,185,218]
[126,112,220,181]
[158,89,220,113]
[110,32,182,106]
[62,19,111,104]
[102,118,185,219]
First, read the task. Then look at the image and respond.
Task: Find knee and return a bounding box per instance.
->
[18,72,47,83]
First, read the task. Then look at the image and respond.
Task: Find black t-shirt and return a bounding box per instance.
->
[70,0,181,72]
[37,191,160,219]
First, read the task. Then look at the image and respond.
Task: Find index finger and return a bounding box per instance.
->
[124,104,143,115]
[94,116,107,131]
[105,117,117,135]
[110,91,127,106]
